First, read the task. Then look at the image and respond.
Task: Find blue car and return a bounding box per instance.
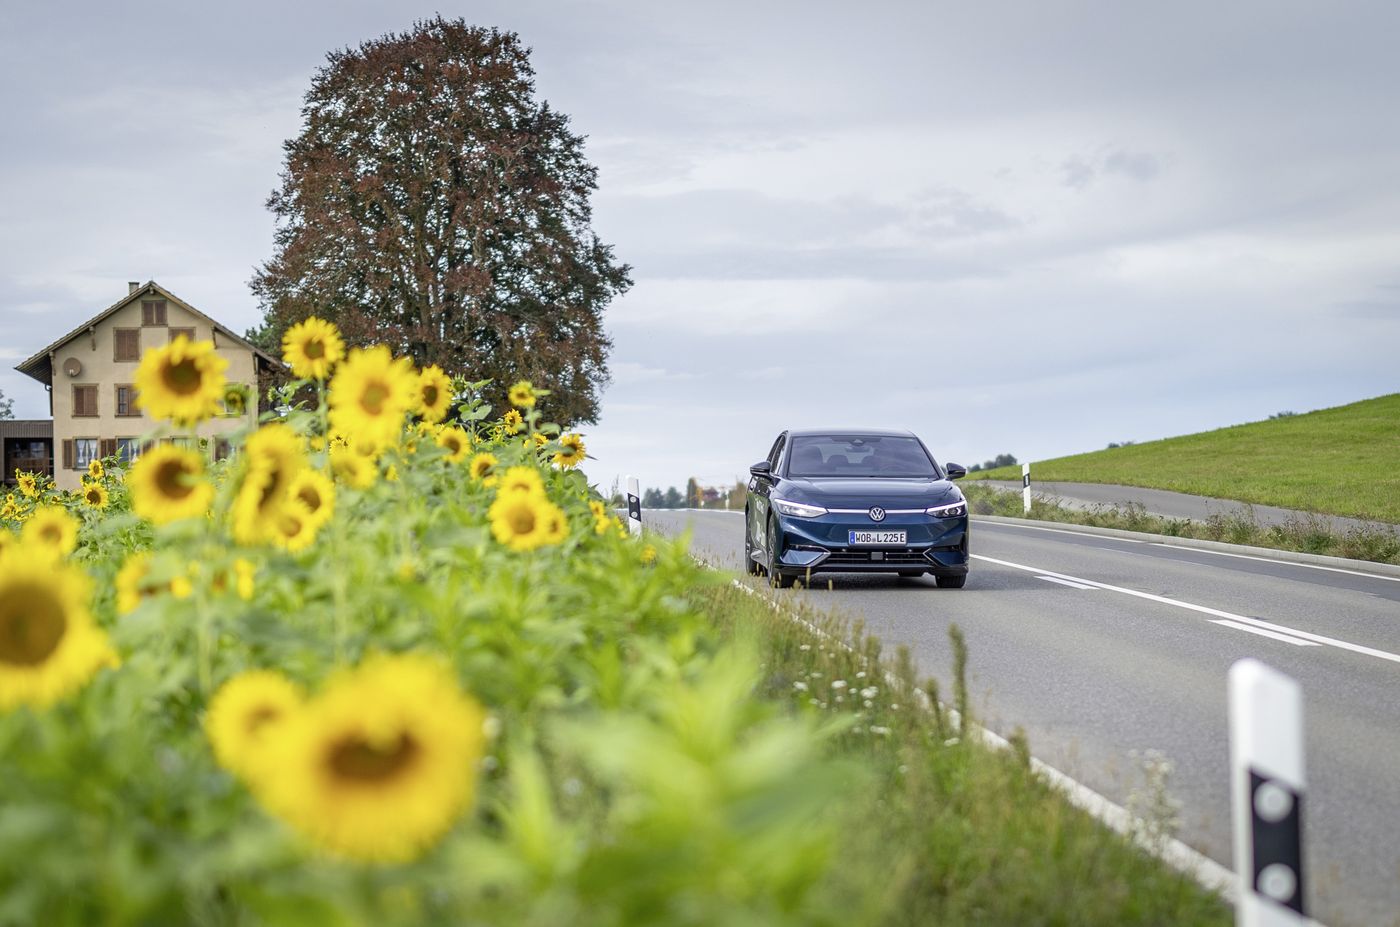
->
[745,429,970,588]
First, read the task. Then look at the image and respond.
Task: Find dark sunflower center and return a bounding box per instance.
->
[297,486,322,513]
[280,511,304,538]
[506,502,536,535]
[359,381,390,416]
[156,459,195,500]
[422,384,439,406]
[245,705,282,734]
[86,488,101,504]
[161,358,202,396]
[444,436,461,453]
[39,524,63,544]
[328,732,419,783]
[257,466,288,513]
[0,583,68,666]
[304,338,325,360]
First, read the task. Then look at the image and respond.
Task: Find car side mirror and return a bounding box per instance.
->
[749,460,772,479]
[944,463,967,480]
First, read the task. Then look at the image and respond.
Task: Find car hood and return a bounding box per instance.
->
[780,477,962,510]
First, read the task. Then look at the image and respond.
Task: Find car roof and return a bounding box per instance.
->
[785,427,919,439]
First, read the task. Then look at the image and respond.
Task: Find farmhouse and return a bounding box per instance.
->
[11,281,279,491]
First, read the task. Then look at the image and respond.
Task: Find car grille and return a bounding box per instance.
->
[822,550,931,565]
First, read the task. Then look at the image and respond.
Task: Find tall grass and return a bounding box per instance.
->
[697,580,1231,926]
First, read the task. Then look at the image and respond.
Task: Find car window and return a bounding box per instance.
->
[787,435,938,478]
[767,434,786,471]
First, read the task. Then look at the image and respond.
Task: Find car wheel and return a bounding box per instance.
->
[935,574,967,589]
[767,514,793,589]
[744,510,762,575]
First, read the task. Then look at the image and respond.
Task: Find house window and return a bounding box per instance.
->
[142,299,168,326]
[72,384,98,417]
[169,326,195,343]
[74,438,98,470]
[214,437,232,461]
[114,328,141,362]
[117,438,141,463]
[115,384,140,417]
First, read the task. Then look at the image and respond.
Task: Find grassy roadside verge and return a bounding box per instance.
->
[692,575,1232,926]
[971,393,1400,524]
[962,482,1400,567]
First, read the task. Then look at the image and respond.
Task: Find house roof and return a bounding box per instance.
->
[14,280,282,386]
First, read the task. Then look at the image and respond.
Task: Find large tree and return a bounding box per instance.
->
[249,18,630,425]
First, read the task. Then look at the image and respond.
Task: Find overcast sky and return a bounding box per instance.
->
[3,1,1397,494]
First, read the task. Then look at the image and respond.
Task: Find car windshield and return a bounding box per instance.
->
[787,435,938,478]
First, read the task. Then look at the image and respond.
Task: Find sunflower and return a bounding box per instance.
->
[206,670,304,779]
[640,544,658,565]
[282,317,346,380]
[498,466,545,498]
[328,346,417,449]
[0,531,13,561]
[87,458,104,481]
[552,434,586,469]
[507,380,537,409]
[501,409,523,435]
[434,426,471,464]
[273,500,320,553]
[531,432,549,450]
[288,469,335,531]
[468,452,498,487]
[488,492,565,552]
[134,335,229,425]
[232,425,307,545]
[416,365,453,424]
[1,495,19,520]
[16,472,37,498]
[81,481,109,510]
[250,653,486,863]
[128,445,213,525]
[0,555,116,711]
[329,445,377,490]
[21,506,78,559]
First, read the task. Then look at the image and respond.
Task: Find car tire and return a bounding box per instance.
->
[744,510,762,575]
[935,574,967,589]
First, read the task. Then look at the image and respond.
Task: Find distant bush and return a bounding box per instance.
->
[968,453,1018,472]
[1269,411,1297,419]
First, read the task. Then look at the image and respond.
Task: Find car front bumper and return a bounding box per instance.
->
[771,512,969,575]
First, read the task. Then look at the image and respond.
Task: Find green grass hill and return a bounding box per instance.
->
[973,393,1400,524]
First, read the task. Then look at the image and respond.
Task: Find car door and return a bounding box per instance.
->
[748,432,786,549]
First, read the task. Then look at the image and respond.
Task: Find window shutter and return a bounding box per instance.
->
[63,440,74,470]
[169,326,195,343]
[115,329,139,361]
[142,301,153,325]
[155,301,167,325]
[100,439,117,459]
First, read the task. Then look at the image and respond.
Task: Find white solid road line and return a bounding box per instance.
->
[1210,620,1319,647]
[1035,575,1100,590]
[1147,542,1400,583]
[973,553,1400,665]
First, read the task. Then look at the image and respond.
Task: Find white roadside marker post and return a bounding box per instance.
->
[1022,463,1032,515]
[626,475,642,537]
[1230,659,1307,927]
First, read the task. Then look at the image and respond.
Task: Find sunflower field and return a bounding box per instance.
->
[0,321,851,926]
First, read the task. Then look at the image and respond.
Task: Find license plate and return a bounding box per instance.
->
[848,530,906,545]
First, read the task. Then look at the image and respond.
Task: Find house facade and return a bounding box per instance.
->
[14,281,279,491]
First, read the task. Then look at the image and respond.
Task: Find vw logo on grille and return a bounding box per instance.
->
[868,506,886,522]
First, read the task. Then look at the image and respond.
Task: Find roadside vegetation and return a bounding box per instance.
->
[962,482,1400,566]
[0,322,1230,924]
[971,393,1400,524]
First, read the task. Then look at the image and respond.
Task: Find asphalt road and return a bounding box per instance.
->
[976,479,1397,534]
[646,508,1400,927]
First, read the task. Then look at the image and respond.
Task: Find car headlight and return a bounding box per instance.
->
[925,500,967,518]
[773,499,828,518]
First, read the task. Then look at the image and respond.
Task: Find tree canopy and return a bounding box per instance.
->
[249,17,630,425]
